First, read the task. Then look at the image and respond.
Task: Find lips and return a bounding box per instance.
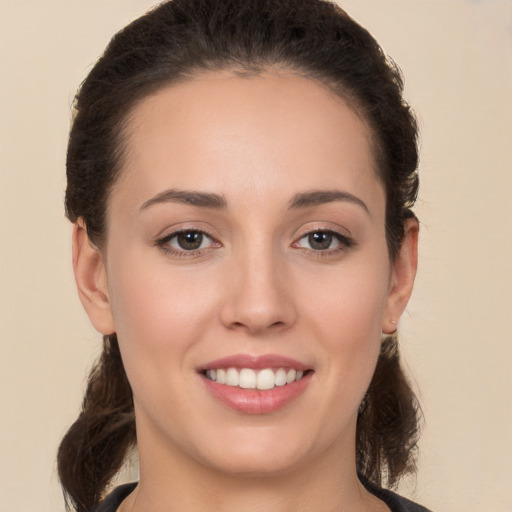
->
[199,354,313,414]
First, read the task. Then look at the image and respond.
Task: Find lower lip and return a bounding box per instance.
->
[201,373,312,414]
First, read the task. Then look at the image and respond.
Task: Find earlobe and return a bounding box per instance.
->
[382,218,419,335]
[72,220,115,335]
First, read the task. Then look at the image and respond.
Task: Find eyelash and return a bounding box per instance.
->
[155,228,355,258]
[292,230,355,257]
[155,229,220,258]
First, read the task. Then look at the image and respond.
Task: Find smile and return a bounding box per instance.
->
[204,367,306,390]
[200,355,313,414]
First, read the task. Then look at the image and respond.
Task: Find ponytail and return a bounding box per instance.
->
[356,334,421,488]
[57,334,136,512]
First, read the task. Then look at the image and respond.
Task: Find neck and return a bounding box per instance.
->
[120,435,386,512]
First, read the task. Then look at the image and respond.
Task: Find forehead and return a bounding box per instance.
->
[112,70,384,216]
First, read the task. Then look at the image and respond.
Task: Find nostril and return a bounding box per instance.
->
[219,285,297,334]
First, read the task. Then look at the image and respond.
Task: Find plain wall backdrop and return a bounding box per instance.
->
[1,1,511,510]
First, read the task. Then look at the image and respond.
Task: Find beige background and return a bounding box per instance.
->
[1,1,511,511]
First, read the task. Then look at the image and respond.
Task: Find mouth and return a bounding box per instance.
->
[202,367,310,390]
[199,354,313,414]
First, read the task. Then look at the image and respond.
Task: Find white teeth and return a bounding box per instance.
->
[239,368,256,389]
[274,368,287,387]
[216,368,226,384]
[205,367,307,389]
[226,368,239,386]
[257,369,275,390]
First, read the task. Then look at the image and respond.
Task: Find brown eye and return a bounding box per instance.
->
[307,232,334,250]
[293,230,353,253]
[175,231,204,250]
[161,230,215,253]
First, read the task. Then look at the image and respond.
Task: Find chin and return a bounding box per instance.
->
[201,446,308,478]
[189,420,345,479]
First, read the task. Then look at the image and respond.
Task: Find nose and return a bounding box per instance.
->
[219,248,297,335]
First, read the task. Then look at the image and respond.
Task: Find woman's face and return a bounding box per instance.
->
[77,71,416,477]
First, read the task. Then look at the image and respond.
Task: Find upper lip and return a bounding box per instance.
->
[200,353,310,371]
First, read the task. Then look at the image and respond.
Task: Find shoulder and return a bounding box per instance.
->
[364,480,432,512]
[92,483,137,512]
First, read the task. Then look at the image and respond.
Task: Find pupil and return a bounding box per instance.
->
[177,231,203,250]
[309,232,332,250]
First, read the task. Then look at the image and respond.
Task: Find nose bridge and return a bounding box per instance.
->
[220,238,295,334]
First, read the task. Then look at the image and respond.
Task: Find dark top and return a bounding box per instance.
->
[94,481,432,512]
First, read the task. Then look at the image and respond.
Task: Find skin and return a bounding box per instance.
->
[73,71,418,512]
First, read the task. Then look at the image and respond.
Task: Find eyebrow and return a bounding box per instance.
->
[140,188,369,215]
[140,189,227,211]
[288,190,370,215]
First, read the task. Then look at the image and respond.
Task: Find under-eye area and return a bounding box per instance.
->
[201,368,314,390]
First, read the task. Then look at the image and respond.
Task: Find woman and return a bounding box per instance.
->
[58,0,428,511]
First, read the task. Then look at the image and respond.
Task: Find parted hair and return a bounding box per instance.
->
[59,0,421,510]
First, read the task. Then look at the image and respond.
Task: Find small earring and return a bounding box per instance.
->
[389,320,398,335]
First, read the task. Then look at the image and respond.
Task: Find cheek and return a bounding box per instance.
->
[297,254,390,398]
[301,255,390,342]
[105,246,217,367]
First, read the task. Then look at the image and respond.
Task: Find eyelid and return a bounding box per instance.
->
[153,221,220,240]
[292,222,352,241]
[164,230,215,247]
[293,231,352,249]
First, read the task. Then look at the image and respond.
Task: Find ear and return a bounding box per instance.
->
[382,218,419,334]
[72,219,115,335]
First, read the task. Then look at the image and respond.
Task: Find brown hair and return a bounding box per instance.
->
[59,0,421,510]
